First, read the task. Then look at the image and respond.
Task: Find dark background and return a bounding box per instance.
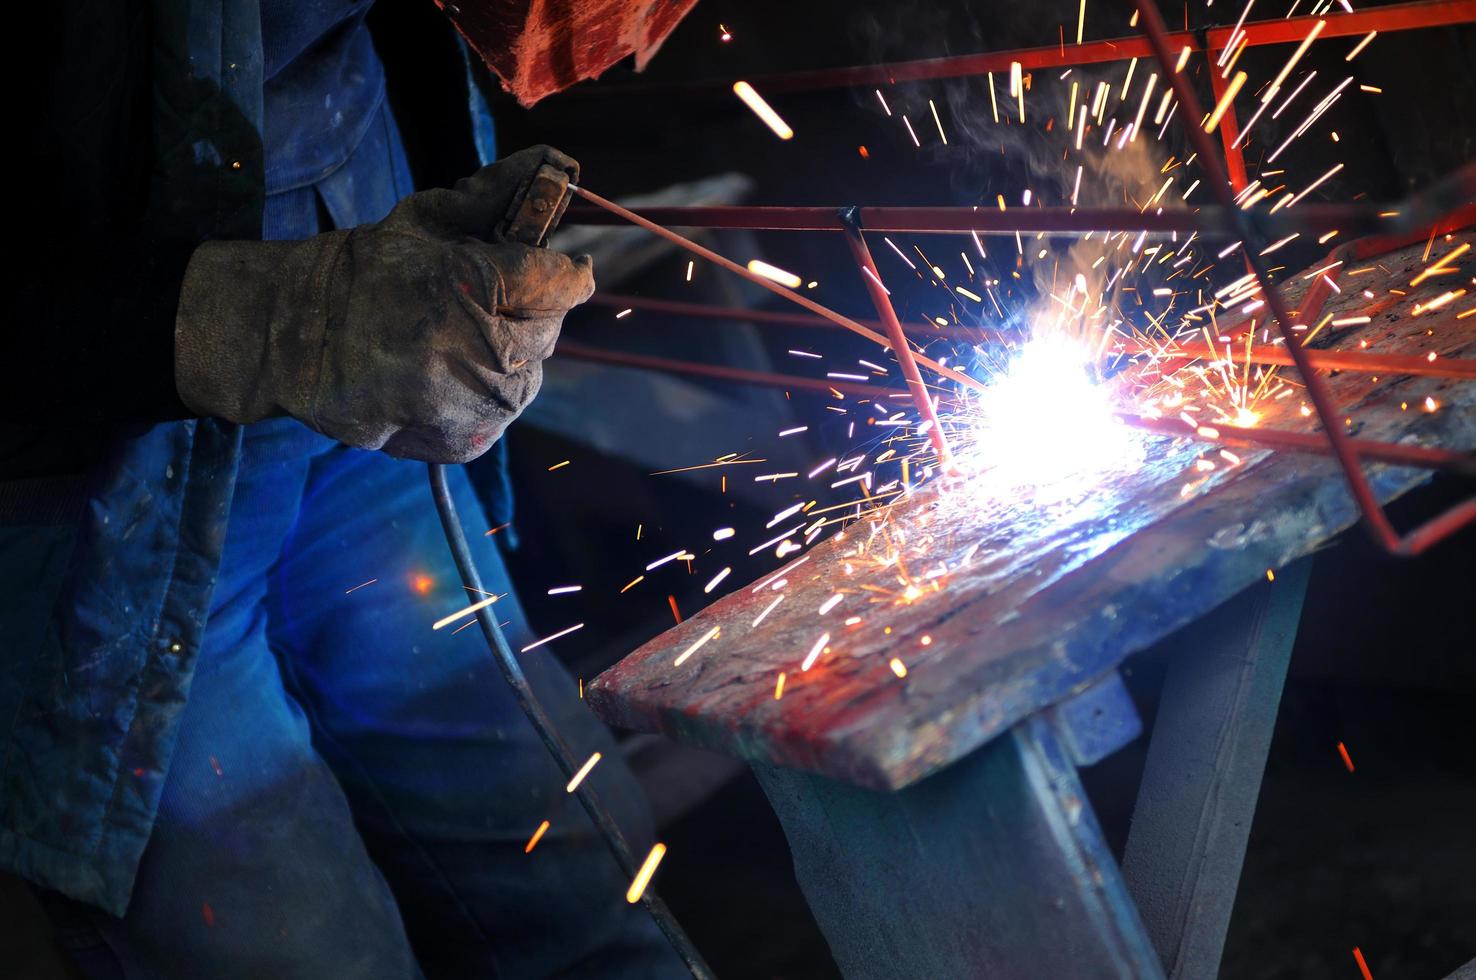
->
[479,1,1476,977]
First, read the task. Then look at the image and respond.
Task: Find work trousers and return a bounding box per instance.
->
[41,419,682,978]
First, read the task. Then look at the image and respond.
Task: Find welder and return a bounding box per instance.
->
[2,2,687,976]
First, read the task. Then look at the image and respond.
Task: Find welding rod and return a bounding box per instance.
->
[838,206,953,463]
[570,184,988,397]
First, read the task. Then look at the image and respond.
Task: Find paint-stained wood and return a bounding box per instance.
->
[588,236,1476,791]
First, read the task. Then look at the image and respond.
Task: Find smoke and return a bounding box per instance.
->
[848,7,1196,349]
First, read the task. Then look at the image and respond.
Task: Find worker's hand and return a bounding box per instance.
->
[174,145,592,462]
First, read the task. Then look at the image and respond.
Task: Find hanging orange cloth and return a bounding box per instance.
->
[440,0,699,106]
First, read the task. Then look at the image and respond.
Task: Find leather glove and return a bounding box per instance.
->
[174,145,593,463]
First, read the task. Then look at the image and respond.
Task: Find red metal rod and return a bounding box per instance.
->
[1154,342,1476,380]
[566,203,1356,235]
[1129,0,1474,557]
[1118,413,1476,476]
[588,292,996,344]
[567,0,1476,97]
[554,341,1475,475]
[569,185,986,395]
[557,341,905,401]
[587,293,1476,380]
[564,201,1476,238]
[839,212,953,463]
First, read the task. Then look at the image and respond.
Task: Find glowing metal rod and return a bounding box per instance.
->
[839,207,953,463]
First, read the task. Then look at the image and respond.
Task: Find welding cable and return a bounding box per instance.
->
[427,463,714,979]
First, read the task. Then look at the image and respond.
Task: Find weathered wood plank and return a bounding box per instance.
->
[588,236,1476,791]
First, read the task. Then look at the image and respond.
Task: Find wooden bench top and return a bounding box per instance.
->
[587,235,1475,791]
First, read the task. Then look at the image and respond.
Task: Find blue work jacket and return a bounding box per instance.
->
[0,0,500,916]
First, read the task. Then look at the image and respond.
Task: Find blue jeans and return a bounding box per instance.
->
[44,420,683,978]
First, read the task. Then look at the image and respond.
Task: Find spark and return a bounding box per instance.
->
[1337,741,1356,772]
[432,594,499,630]
[801,632,831,671]
[902,114,921,146]
[674,625,722,666]
[733,81,793,139]
[524,820,550,853]
[1205,71,1247,134]
[747,259,802,288]
[345,578,377,594]
[1345,30,1376,61]
[626,843,667,904]
[753,595,785,627]
[889,657,908,678]
[565,752,601,792]
[749,525,804,555]
[929,99,948,144]
[1262,20,1325,104]
[645,549,689,571]
[703,568,732,593]
[521,623,584,653]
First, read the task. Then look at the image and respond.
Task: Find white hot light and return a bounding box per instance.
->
[962,337,1141,490]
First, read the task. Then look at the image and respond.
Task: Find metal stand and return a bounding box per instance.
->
[1122,557,1312,978]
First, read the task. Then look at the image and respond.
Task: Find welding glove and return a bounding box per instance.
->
[174,146,593,463]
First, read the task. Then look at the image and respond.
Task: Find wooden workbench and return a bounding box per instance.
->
[588,235,1475,978]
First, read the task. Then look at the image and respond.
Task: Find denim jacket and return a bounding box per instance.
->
[0,0,497,915]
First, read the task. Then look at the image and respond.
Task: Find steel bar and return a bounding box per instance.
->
[588,291,997,344]
[570,184,987,395]
[585,293,1476,380]
[559,341,908,400]
[557,342,1473,474]
[840,208,952,462]
[564,200,1476,240]
[1119,413,1476,475]
[426,464,714,979]
[1160,342,1476,380]
[569,0,1475,97]
[1128,0,1475,556]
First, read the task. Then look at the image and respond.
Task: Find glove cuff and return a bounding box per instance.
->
[174,234,348,424]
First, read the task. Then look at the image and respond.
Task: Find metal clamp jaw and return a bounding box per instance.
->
[499,162,575,247]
